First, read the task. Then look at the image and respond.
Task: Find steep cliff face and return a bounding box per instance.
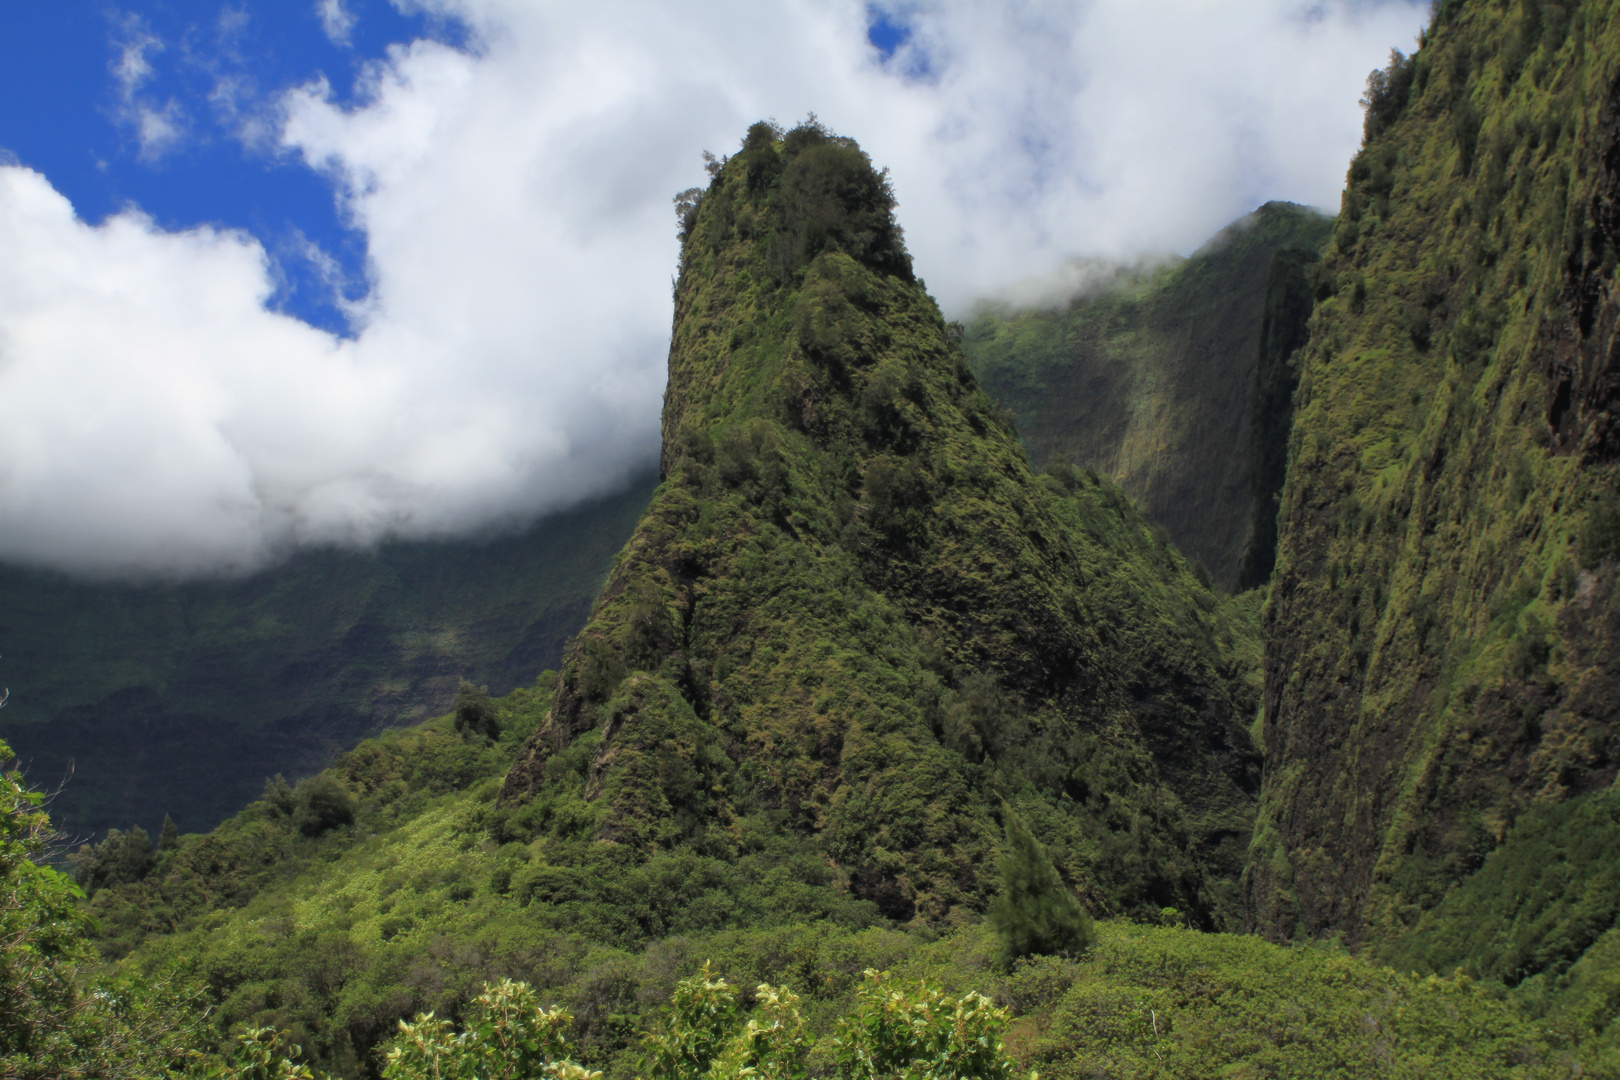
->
[962,204,1332,590]
[498,121,1261,926]
[1249,0,1620,1003]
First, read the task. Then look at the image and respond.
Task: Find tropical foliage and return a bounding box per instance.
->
[12,6,1620,1075]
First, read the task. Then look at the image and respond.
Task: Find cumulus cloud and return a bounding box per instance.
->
[0,165,658,577]
[0,0,1426,578]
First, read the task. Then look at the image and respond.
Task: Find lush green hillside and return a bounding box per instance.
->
[0,479,652,839]
[497,118,1261,931]
[1247,0,1620,1047]
[41,87,1620,1064]
[21,29,1620,1070]
[71,688,1601,1077]
[961,203,1333,589]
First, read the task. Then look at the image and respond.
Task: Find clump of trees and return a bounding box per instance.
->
[765,119,913,285]
[683,115,913,285]
[1361,48,1417,143]
[454,679,502,742]
[69,824,155,896]
[262,772,356,837]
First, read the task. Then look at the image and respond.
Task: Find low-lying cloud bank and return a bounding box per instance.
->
[0,0,1427,578]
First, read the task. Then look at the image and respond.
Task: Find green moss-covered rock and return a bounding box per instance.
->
[498,120,1260,928]
[1249,0,1620,1001]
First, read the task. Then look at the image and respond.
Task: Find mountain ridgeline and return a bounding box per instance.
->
[1247,0,1620,1034]
[495,119,1261,927]
[962,203,1334,591]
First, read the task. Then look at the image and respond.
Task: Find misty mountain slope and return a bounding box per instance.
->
[495,120,1261,928]
[1247,0,1620,1028]
[0,478,652,838]
[961,202,1333,590]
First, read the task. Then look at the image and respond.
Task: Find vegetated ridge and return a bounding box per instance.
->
[0,479,651,839]
[961,203,1333,590]
[1248,0,1620,1047]
[494,117,1261,929]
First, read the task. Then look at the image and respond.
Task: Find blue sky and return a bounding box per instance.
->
[0,2,454,334]
[0,1,1427,578]
[0,2,915,336]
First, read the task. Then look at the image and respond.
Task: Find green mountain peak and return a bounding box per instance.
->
[495,118,1261,926]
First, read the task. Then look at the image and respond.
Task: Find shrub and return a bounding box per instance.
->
[828,970,1028,1080]
[383,978,598,1080]
[455,680,502,742]
[293,775,354,838]
[199,1026,317,1079]
[639,964,1022,1080]
[641,962,744,1078]
[989,805,1095,969]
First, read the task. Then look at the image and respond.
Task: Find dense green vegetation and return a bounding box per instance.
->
[0,479,651,839]
[961,203,1333,588]
[0,737,215,1078]
[4,725,1033,1080]
[35,691,1601,1076]
[17,7,1620,1068]
[499,116,1262,934]
[1248,0,1620,1051]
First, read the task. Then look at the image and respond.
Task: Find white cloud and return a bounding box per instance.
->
[0,164,658,578]
[110,14,161,95]
[317,0,358,47]
[110,13,190,161]
[0,0,1426,579]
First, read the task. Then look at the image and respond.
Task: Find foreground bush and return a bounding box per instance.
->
[367,966,1027,1080]
[383,979,598,1080]
[0,737,212,1079]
